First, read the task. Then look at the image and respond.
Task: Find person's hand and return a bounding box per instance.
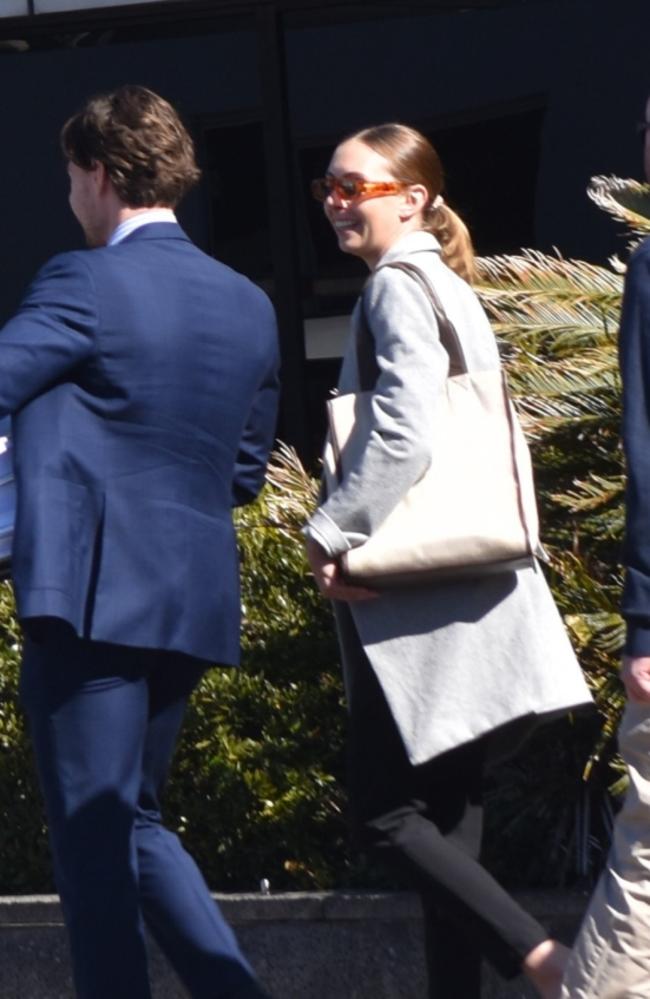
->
[305,537,379,602]
[622,655,650,703]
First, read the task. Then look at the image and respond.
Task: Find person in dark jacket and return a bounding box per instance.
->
[305,123,590,999]
[8,85,279,999]
[561,95,650,998]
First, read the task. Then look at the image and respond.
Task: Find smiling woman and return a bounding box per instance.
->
[317,143,414,269]
[316,124,475,279]
[303,122,592,999]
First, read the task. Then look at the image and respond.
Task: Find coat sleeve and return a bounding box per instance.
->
[231,300,281,507]
[306,265,449,558]
[620,243,650,654]
[0,252,97,417]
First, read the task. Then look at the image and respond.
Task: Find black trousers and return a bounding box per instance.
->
[345,635,548,998]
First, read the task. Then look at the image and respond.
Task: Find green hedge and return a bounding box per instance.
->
[165,487,351,891]
[0,483,356,894]
[0,584,52,892]
[0,461,605,895]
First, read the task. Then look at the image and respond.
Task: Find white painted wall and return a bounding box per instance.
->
[34,0,174,11]
[0,2,30,16]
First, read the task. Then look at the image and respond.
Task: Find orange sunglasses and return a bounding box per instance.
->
[311,175,406,203]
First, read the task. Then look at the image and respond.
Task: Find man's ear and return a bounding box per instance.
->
[91,161,111,194]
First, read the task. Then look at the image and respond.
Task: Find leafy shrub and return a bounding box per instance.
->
[0,583,51,891]
[0,458,352,893]
[164,459,352,890]
[475,178,650,881]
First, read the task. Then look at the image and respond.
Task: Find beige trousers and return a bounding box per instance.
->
[561,703,650,998]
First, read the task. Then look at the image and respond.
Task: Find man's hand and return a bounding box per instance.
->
[304,537,379,602]
[622,655,650,703]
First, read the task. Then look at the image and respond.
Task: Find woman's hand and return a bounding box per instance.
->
[305,537,379,602]
[622,655,650,703]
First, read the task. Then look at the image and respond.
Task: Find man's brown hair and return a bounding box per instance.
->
[60,85,201,208]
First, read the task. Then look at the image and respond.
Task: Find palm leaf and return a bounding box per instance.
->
[477,249,623,311]
[263,442,319,531]
[587,175,650,238]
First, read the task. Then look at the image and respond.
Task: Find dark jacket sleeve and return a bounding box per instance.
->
[231,302,280,507]
[0,252,96,416]
[620,241,650,653]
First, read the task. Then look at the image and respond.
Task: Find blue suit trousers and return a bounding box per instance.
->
[20,629,267,999]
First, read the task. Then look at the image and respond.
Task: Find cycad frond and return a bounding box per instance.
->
[588,175,650,238]
[551,474,625,514]
[476,249,623,308]
[508,361,619,435]
[510,348,618,386]
[476,251,623,358]
[477,224,627,780]
[496,309,618,355]
[547,552,622,613]
[262,441,319,532]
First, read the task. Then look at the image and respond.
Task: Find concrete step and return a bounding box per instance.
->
[0,890,588,998]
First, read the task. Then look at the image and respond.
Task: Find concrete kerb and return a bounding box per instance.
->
[0,890,589,998]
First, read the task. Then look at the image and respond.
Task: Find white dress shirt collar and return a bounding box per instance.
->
[108,208,177,247]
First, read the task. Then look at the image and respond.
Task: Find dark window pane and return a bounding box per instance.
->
[431,106,546,255]
[203,119,272,281]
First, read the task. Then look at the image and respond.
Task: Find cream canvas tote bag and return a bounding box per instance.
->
[323,261,545,588]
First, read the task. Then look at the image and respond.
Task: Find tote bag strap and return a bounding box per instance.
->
[377,259,469,376]
[355,296,381,392]
[384,261,544,563]
[357,259,469,382]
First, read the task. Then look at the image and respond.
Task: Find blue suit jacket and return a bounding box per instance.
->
[620,237,650,654]
[0,223,279,664]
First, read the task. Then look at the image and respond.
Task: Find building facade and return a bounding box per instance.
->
[0,0,646,454]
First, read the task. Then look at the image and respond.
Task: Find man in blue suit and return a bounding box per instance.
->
[4,86,279,999]
[561,96,650,996]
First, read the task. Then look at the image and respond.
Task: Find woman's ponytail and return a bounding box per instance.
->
[425,200,475,285]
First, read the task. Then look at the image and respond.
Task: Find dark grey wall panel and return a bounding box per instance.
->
[0,29,260,317]
[285,0,649,262]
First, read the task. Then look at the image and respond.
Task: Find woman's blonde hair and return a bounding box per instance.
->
[348,123,475,284]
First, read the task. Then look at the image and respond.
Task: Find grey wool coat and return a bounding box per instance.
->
[306,230,592,766]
